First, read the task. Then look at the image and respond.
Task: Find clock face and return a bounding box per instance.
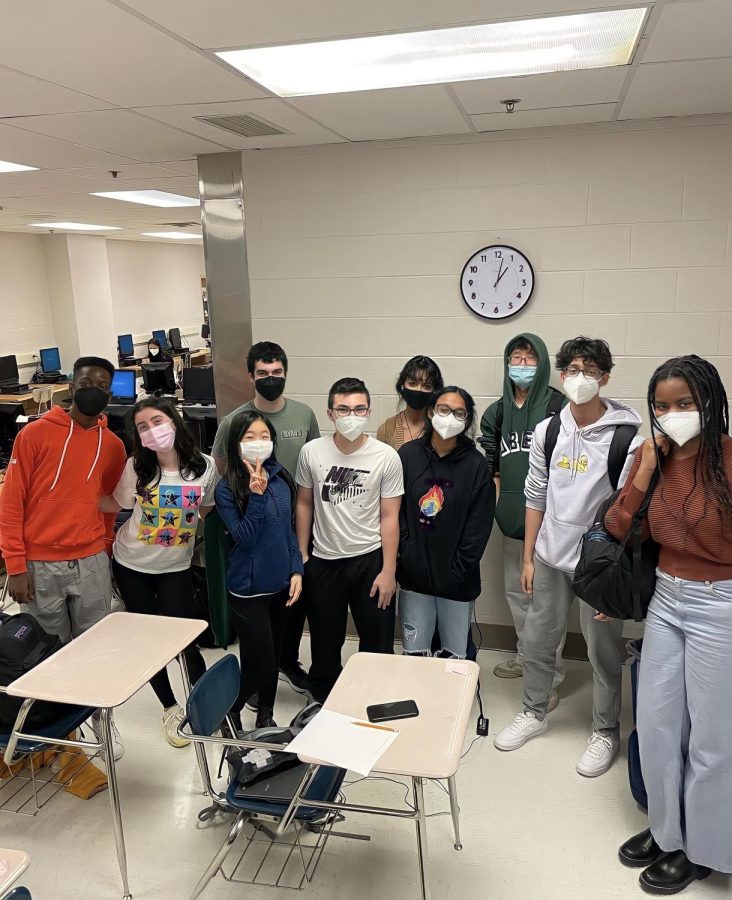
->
[460,244,535,320]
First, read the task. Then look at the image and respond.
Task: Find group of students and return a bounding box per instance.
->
[0,333,729,897]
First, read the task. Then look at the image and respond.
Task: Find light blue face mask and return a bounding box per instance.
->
[508,365,537,388]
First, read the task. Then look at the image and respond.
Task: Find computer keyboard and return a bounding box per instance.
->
[1,383,30,394]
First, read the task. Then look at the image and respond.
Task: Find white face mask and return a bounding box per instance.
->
[239,439,273,464]
[149,346,160,357]
[431,412,465,439]
[563,372,600,405]
[334,415,369,441]
[657,411,701,447]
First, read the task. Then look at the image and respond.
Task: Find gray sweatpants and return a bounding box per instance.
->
[639,570,732,873]
[522,557,624,733]
[503,535,565,690]
[25,552,112,644]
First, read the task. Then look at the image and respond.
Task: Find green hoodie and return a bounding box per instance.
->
[478,333,564,539]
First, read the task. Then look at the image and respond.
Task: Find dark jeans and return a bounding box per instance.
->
[306,549,394,703]
[229,591,288,715]
[112,560,207,709]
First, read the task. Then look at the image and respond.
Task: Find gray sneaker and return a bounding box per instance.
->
[493,657,523,678]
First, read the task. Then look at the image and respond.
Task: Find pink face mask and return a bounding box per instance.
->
[140,421,176,452]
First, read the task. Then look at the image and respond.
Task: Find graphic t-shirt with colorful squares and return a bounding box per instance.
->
[112,455,218,574]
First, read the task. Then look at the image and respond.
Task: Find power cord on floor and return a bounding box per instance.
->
[472,606,489,737]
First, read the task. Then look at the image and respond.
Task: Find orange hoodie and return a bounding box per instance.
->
[0,407,126,575]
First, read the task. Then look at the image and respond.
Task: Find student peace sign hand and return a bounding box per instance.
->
[244,458,268,495]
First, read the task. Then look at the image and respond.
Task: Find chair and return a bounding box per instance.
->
[182,655,346,897]
[4,887,32,899]
[30,387,53,416]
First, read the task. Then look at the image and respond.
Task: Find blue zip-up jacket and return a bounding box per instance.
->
[214,459,304,597]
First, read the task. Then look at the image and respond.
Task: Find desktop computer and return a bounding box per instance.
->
[36,347,67,384]
[182,366,215,405]
[168,327,184,352]
[152,329,170,351]
[0,355,28,394]
[142,361,176,396]
[110,369,137,405]
[118,333,134,357]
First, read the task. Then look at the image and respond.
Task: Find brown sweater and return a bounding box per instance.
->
[376,412,424,451]
[606,438,732,582]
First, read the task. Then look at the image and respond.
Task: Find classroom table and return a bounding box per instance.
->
[0,383,70,412]
[120,348,210,374]
[278,652,480,900]
[0,848,29,897]
[4,612,206,900]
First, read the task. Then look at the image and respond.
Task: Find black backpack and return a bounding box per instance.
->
[572,468,660,621]
[544,415,638,492]
[0,611,76,730]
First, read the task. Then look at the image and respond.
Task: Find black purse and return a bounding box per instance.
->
[572,469,660,622]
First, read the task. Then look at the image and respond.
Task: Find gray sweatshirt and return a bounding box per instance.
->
[524,399,644,573]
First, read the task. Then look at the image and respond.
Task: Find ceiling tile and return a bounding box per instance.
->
[0,66,113,116]
[452,67,629,115]
[293,85,469,141]
[0,0,265,107]
[132,99,345,148]
[0,122,133,168]
[471,103,616,131]
[643,0,732,63]
[619,59,732,119]
[54,164,191,181]
[2,110,228,163]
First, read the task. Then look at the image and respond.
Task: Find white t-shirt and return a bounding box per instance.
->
[295,435,404,560]
[112,455,219,574]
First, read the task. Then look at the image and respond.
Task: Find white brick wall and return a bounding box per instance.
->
[242,118,732,629]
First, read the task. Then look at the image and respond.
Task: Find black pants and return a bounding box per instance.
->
[112,560,207,709]
[229,591,288,716]
[279,596,308,669]
[306,549,395,703]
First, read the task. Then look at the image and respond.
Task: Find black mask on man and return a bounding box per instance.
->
[256,376,286,402]
[399,386,432,411]
[73,386,110,417]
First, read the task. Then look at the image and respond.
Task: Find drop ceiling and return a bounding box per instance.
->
[0,0,730,239]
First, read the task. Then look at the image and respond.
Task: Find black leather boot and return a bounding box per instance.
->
[256,707,277,729]
[640,850,711,895]
[619,828,662,868]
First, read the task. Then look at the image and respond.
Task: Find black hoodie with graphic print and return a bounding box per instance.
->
[397,436,495,602]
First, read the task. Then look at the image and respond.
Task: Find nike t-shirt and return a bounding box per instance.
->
[296,435,404,560]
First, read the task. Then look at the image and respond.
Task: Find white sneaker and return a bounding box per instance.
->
[90,712,125,762]
[162,704,190,749]
[547,690,560,713]
[494,711,548,751]
[576,731,619,777]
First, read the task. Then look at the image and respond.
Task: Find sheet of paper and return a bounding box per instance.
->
[286,709,399,777]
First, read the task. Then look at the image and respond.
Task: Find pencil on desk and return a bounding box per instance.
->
[352,721,397,733]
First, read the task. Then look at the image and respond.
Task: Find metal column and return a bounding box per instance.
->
[197,151,254,419]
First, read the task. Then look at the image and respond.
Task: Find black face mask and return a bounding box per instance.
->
[256,376,286,402]
[73,386,110,417]
[399,386,432,411]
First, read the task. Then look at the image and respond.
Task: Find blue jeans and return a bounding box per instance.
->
[399,590,473,658]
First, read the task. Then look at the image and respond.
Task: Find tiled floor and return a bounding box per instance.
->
[4,639,730,900]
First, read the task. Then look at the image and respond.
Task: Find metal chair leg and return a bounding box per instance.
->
[447,775,462,850]
[190,811,247,900]
[412,776,431,900]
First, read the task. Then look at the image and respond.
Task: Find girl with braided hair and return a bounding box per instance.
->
[606,355,732,895]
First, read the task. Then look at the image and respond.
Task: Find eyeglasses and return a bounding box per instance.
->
[434,404,468,422]
[563,365,603,381]
[331,405,370,418]
[509,354,538,366]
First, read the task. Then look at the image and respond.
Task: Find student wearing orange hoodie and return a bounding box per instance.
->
[0,357,126,641]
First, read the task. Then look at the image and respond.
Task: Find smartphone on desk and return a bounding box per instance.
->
[366,699,419,724]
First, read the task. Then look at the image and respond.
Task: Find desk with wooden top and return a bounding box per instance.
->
[0,383,70,413]
[120,348,210,374]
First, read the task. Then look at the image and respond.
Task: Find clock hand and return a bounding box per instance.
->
[493,259,505,289]
[495,265,510,288]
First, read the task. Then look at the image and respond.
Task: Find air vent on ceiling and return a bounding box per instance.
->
[195,114,290,138]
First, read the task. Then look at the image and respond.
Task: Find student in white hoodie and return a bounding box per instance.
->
[494,337,644,777]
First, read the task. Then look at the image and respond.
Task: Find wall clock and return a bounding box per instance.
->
[460,244,535,320]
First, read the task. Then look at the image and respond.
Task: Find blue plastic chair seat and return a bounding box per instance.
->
[0,706,97,756]
[225,764,345,822]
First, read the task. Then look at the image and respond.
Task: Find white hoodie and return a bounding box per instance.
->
[524,399,644,573]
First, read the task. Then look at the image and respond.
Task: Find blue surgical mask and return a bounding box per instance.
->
[508,365,537,388]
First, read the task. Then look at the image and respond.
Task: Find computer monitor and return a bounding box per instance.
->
[0,355,19,385]
[118,333,134,357]
[182,366,215,404]
[142,361,176,395]
[110,369,137,404]
[39,347,62,374]
[168,327,183,352]
[201,323,210,340]
[152,329,170,350]
[182,407,218,454]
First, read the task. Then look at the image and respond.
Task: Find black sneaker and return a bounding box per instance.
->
[279,662,309,694]
[245,692,259,712]
[256,708,277,729]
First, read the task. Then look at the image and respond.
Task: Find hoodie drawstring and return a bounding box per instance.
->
[48,419,74,493]
[87,427,103,482]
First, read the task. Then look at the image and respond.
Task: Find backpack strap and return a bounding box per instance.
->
[543,413,562,472]
[628,467,661,621]
[546,389,564,417]
[608,424,638,491]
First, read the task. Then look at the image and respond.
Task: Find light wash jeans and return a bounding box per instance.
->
[638,569,732,872]
[399,590,473,658]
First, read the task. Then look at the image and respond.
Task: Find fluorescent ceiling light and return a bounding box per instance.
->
[0,159,39,173]
[91,190,199,207]
[29,222,120,231]
[217,8,648,96]
[143,231,203,240]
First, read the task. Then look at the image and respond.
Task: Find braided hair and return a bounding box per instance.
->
[648,355,731,522]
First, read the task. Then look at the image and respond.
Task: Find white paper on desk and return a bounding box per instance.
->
[286,709,399,777]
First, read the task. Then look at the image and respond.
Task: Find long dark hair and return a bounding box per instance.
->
[423,385,476,443]
[225,410,278,513]
[131,397,207,496]
[649,355,731,522]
